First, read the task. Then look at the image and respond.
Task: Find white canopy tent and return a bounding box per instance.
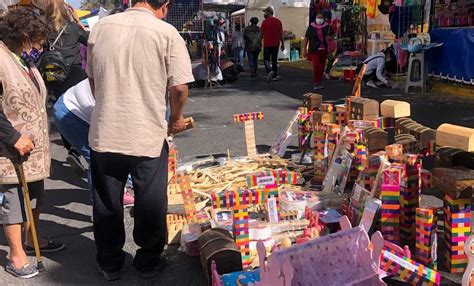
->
[244,0,310,38]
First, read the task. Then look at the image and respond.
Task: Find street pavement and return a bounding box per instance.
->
[1,63,473,285]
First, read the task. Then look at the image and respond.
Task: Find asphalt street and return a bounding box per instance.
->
[0,64,473,285]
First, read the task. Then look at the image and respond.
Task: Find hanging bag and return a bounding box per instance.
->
[36,24,70,83]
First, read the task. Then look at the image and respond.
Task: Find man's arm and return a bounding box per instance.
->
[280,21,285,51]
[168,84,189,134]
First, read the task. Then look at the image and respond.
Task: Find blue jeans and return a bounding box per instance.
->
[247,50,260,74]
[53,96,93,199]
[234,47,244,66]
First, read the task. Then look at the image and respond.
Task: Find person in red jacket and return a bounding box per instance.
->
[261,7,284,82]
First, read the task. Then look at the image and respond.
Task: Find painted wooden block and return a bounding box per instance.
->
[233,112,264,157]
[363,127,388,152]
[349,97,380,121]
[313,111,333,124]
[381,100,411,118]
[462,235,474,286]
[303,93,323,110]
[437,124,474,152]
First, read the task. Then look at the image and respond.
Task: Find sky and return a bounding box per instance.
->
[68,0,82,9]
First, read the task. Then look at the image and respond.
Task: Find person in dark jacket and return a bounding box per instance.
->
[243,17,262,78]
[304,13,331,90]
[45,0,89,171]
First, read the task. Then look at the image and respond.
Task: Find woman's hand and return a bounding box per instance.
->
[14,135,35,157]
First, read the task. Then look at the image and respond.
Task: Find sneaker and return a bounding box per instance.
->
[324,73,330,80]
[97,264,121,281]
[366,80,378,88]
[25,240,65,255]
[123,190,135,208]
[272,76,280,82]
[5,262,39,279]
[66,151,86,174]
[266,71,275,83]
[313,85,324,90]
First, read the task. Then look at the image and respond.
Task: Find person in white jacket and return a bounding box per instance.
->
[362,49,392,88]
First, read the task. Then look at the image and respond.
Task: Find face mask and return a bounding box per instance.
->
[21,39,42,63]
[316,18,324,25]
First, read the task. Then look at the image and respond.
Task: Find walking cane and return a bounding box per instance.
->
[13,161,45,272]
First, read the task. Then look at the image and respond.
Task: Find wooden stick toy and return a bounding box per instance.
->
[233,112,264,157]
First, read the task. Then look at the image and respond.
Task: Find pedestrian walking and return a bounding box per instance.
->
[232,23,245,71]
[304,13,331,90]
[87,0,193,280]
[261,7,284,82]
[0,7,65,279]
[243,17,262,78]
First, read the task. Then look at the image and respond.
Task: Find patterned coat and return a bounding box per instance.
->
[0,41,50,184]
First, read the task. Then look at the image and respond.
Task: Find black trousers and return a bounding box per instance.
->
[91,143,168,272]
[263,46,279,77]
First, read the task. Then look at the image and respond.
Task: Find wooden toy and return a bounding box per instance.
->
[172,117,195,135]
[166,214,187,244]
[270,110,299,157]
[313,127,326,185]
[462,235,474,286]
[435,146,466,167]
[399,156,422,241]
[431,167,474,199]
[298,107,312,151]
[363,127,388,152]
[395,118,416,135]
[380,183,401,244]
[437,124,474,152]
[381,244,441,285]
[302,93,322,110]
[385,144,403,161]
[352,64,366,98]
[199,228,242,284]
[211,188,280,267]
[177,173,198,223]
[233,111,264,157]
[380,100,410,118]
[256,217,385,286]
[349,97,380,121]
[313,111,333,124]
[415,207,438,269]
[348,119,380,129]
[443,193,471,273]
[320,103,334,113]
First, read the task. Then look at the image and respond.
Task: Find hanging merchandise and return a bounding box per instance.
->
[367,0,380,19]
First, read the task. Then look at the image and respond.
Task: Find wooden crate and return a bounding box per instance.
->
[381,100,411,118]
[396,118,416,135]
[432,167,474,198]
[363,127,388,152]
[437,124,474,152]
[349,97,380,121]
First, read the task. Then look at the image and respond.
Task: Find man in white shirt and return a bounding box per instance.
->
[87,0,194,280]
[362,49,392,88]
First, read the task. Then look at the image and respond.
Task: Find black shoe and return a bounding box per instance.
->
[97,264,121,281]
[136,254,167,279]
[66,151,86,175]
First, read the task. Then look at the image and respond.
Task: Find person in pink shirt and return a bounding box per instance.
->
[304,13,331,90]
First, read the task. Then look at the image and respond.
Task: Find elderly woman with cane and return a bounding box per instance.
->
[0,7,64,279]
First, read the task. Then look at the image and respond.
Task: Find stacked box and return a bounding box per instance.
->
[400,156,421,241]
[415,207,438,269]
[444,193,471,273]
[381,183,401,244]
[355,145,368,171]
[325,123,340,162]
